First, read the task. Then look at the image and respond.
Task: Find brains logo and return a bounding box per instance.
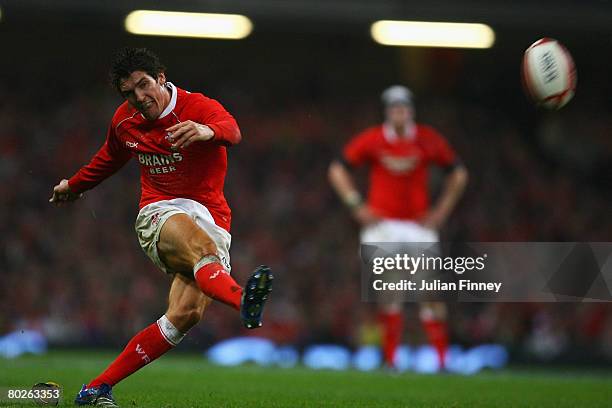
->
[138,152,183,174]
[380,155,418,174]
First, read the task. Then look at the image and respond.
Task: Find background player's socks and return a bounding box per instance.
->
[422,319,449,369]
[379,311,403,367]
[88,316,182,387]
[194,262,242,310]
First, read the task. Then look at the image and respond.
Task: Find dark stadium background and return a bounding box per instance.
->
[1,0,611,367]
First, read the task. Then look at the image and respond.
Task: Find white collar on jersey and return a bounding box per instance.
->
[158,82,178,119]
[383,121,416,142]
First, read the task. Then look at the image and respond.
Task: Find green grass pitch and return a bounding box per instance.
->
[0,350,610,407]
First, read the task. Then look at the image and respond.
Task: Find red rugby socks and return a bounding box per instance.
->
[422,319,449,369]
[379,311,403,367]
[88,317,181,387]
[194,262,242,310]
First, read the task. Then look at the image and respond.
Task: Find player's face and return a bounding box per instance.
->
[119,71,169,121]
[386,104,414,127]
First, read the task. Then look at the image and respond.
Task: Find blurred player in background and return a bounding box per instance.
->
[49,47,273,407]
[328,85,468,370]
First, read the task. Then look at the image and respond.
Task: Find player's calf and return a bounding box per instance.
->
[165,277,212,332]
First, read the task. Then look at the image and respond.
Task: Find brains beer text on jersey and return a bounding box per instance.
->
[138,152,183,174]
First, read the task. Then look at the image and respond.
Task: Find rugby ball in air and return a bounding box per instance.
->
[522,38,576,109]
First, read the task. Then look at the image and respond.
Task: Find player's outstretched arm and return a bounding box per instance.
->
[59,124,132,199]
[49,179,83,206]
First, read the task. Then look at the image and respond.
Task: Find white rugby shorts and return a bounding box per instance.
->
[361,219,438,244]
[362,219,439,305]
[135,198,232,274]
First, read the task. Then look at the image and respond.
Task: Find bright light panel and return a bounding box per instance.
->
[125,10,253,39]
[371,20,495,49]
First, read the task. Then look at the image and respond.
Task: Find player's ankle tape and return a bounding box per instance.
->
[157,315,185,346]
[193,254,222,274]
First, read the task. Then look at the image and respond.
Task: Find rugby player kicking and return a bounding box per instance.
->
[50,48,273,407]
[329,85,468,371]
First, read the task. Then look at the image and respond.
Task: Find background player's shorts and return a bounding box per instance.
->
[361,219,438,304]
[360,219,438,244]
[135,198,232,275]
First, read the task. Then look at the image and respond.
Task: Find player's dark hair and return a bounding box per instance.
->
[109,47,166,92]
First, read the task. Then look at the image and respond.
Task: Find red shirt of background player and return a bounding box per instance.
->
[343,123,457,221]
[67,84,240,232]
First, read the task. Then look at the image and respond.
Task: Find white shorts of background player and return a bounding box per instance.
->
[361,219,439,310]
[361,219,438,244]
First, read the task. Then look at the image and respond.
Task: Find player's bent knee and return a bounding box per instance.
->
[190,236,218,261]
[193,253,224,274]
[158,213,219,271]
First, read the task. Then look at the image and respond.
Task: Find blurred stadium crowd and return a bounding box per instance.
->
[1,50,611,365]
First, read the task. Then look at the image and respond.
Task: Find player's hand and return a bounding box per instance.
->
[352,205,380,226]
[166,121,215,150]
[49,179,83,206]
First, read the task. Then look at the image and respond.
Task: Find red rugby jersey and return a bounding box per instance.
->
[68,83,240,231]
[343,123,456,221]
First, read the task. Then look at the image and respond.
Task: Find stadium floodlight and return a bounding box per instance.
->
[125,10,253,39]
[371,20,495,49]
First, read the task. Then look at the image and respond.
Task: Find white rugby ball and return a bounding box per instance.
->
[522,38,576,109]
